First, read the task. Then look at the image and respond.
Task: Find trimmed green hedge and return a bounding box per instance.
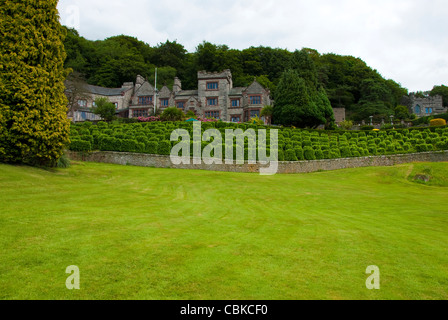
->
[69,122,448,161]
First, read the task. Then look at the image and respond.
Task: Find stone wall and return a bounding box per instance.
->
[66,150,448,174]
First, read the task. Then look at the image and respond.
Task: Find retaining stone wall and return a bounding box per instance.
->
[66,150,448,174]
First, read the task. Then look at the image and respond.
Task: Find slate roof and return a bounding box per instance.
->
[229,87,246,96]
[85,84,131,96]
[176,90,199,97]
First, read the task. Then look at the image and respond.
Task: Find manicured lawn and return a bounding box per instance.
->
[0,161,447,300]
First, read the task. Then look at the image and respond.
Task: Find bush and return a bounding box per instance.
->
[285,149,298,161]
[160,107,185,122]
[360,125,375,131]
[430,118,447,127]
[121,139,139,153]
[145,141,158,154]
[69,139,92,152]
[416,144,429,152]
[277,150,285,161]
[99,137,121,151]
[340,146,351,158]
[157,140,171,155]
[303,146,316,160]
[295,148,304,160]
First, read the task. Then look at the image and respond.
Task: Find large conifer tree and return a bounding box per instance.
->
[0,0,70,166]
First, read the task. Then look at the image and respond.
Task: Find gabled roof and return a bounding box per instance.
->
[135,81,155,96]
[158,86,172,98]
[245,80,265,94]
[85,84,131,96]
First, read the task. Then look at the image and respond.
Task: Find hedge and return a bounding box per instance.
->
[69,121,448,161]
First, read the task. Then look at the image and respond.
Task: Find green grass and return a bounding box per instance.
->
[0,161,447,300]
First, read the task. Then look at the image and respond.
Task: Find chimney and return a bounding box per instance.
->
[173,77,182,94]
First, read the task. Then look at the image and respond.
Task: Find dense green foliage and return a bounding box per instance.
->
[93,97,117,122]
[430,85,448,107]
[273,50,335,128]
[63,28,409,123]
[160,107,185,122]
[0,0,70,167]
[69,121,448,160]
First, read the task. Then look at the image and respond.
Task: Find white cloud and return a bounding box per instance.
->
[57,0,447,92]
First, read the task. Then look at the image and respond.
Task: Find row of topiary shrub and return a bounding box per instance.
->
[69,121,448,161]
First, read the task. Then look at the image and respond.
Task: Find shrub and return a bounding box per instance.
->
[360,125,375,131]
[340,146,351,158]
[121,139,139,153]
[416,144,429,152]
[145,141,158,154]
[99,137,121,151]
[315,149,324,160]
[285,149,298,161]
[160,107,185,122]
[157,140,171,155]
[295,148,304,160]
[303,146,316,160]
[436,139,448,150]
[430,118,447,127]
[277,150,285,161]
[69,140,92,152]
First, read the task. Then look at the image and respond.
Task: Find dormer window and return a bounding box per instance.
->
[207,82,219,90]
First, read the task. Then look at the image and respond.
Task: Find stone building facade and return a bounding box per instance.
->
[129,69,273,122]
[67,70,272,123]
[67,69,346,124]
[410,93,446,117]
[67,82,134,122]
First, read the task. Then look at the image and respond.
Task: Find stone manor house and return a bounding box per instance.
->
[67,69,347,124]
[68,70,273,123]
[409,93,446,117]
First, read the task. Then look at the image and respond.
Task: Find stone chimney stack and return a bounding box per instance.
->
[173,77,182,94]
[135,75,145,91]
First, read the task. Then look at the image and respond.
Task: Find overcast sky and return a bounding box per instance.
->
[57,0,447,92]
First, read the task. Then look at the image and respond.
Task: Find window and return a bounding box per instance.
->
[139,96,153,105]
[425,107,433,114]
[113,102,118,109]
[415,105,421,114]
[207,82,219,90]
[77,100,87,108]
[249,95,261,105]
[133,109,148,118]
[161,99,169,107]
[231,116,241,123]
[231,99,240,107]
[205,111,220,119]
[207,98,218,106]
[250,110,260,118]
[177,101,185,109]
[92,101,96,107]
